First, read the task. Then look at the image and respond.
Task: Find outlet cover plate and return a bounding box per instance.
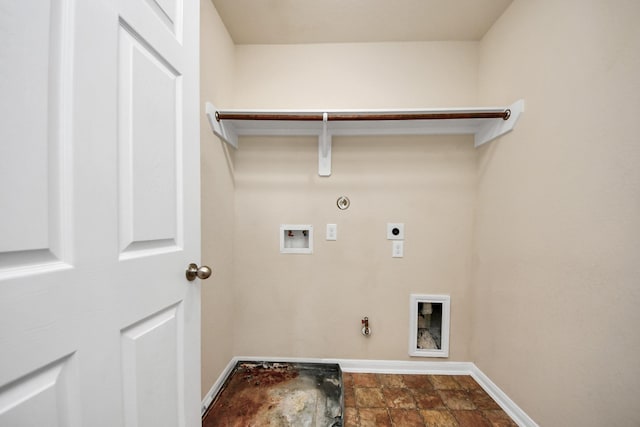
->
[326,224,337,241]
[392,241,404,258]
[387,223,405,240]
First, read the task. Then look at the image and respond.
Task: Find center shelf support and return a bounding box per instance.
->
[319,113,331,176]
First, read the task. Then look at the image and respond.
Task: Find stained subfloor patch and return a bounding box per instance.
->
[203,361,343,427]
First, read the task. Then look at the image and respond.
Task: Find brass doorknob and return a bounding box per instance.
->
[185,263,212,281]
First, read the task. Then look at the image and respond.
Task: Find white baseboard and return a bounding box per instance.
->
[469,364,539,427]
[338,358,474,375]
[201,357,238,416]
[201,356,538,427]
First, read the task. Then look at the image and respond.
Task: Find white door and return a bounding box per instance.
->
[0,1,202,426]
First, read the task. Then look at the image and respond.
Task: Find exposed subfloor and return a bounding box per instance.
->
[202,361,343,427]
[202,366,518,427]
[342,373,517,427]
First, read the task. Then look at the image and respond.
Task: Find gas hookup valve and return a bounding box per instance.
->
[361,317,371,336]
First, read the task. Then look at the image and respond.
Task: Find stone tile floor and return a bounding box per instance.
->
[343,373,518,427]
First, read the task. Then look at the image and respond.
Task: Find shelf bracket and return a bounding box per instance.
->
[318,112,331,177]
[474,99,524,147]
[206,102,238,149]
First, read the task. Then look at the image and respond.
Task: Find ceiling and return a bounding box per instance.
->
[211,0,513,45]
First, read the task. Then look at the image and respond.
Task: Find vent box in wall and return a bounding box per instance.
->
[409,294,450,358]
[280,225,313,254]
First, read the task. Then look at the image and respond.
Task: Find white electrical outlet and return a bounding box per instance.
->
[387,223,405,240]
[392,241,404,258]
[326,224,337,240]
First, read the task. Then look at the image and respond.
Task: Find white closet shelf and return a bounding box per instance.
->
[206,100,524,176]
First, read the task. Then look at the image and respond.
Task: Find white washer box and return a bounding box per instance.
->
[280,225,313,254]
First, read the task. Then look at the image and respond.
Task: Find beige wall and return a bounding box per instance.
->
[474,1,640,426]
[233,134,476,360]
[231,42,479,361]
[234,42,478,108]
[199,0,236,398]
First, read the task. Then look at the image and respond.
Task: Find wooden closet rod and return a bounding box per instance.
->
[215,109,511,122]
